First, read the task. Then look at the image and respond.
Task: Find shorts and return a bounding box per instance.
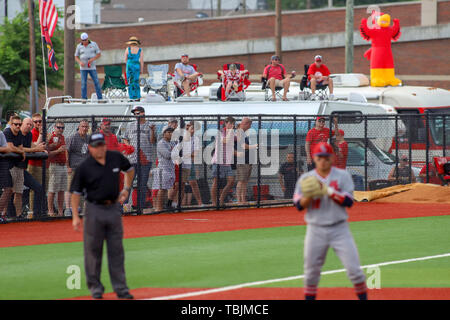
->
[67,170,76,191]
[274,79,286,87]
[307,80,325,86]
[182,167,190,182]
[48,163,68,193]
[0,160,13,189]
[152,167,175,190]
[236,164,252,182]
[10,166,24,193]
[188,164,201,181]
[211,164,234,179]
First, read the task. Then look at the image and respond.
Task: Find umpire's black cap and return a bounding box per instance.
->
[89,133,106,147]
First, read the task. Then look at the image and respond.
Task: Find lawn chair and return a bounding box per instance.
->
[217,63,251,101]
[300,64,329,101]
[171,64,203,98]
[144,64,169,100]
[102,65,128,99]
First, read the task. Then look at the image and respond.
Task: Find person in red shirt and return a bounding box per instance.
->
[307,55,334,100]
[333,129,348,169]
[47,120,68,216]
[263,55,295,101]
[419,162,441,185]
[28,113,45,215]
[305,116,337,170]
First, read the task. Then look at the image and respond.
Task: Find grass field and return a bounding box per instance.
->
[1,215,449,300]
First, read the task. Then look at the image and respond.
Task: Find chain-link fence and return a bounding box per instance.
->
[0,112,448,222]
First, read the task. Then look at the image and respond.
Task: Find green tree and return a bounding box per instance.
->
[0,3,64,116]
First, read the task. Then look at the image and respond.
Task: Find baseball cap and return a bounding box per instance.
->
[312,142,334,157]
[89,133,106,147]
[316,116,326,121]
[102,118,111,124]
[315,55,322,61]
[271,55,280,61]
[131,106,145,114]
[181,53,189,57]
[168,117,178,124]
[80,33,89,41]
[163,126,175,134]
[338,129,345,137]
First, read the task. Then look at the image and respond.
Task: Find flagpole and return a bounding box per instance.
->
[41,33,49,102]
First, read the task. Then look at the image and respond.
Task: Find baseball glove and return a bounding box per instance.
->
[300,176,327,199]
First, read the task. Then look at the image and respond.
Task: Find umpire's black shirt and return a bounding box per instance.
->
[70,151,132,202]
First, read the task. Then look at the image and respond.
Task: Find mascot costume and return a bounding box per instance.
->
[360,12,401,87]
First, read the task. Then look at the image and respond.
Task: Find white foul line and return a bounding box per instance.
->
[146,252,450,300]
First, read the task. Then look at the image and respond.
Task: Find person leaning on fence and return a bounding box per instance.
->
[305,116,337,171]
[211,116,236,208]
[3,116,26,218]
[0,130,13,223]
[235,117,258,204]
[75,32,103,100]
[65,119,90,216]
[387,155,416,185]
[47,120,68,217]
[20,118,46,219]
[124,36,144,101]
[28,113,46,216]
[124,106,156,210]
[152,127,176,212]
[279,152,303,199]
[333,129,348,169]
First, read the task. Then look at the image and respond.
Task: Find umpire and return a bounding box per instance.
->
[70,133,135,300]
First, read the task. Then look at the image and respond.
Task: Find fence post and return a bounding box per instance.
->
[136,116,142,214]
[425,111,430,183]
[293,116,297,191]
[443,115,447,157]
[178,116,183,213]
[395,115,399,184]
[257,116,261,208]
[364,115,368,191]
[216,116,220,210]
[408,114,412,184]
[42,109,47,216]
[91,115,97,133]
[203,119,208,182]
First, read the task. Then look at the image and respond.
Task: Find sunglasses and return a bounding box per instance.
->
[33,120,42,124]
[318,119,326,123]
[12,123,21,127]
[56,126,65,130]
[401,158,408,161]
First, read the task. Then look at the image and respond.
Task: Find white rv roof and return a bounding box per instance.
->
[47,100,395,118]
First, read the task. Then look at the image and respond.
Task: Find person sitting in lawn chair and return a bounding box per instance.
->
[173,54,203,97]
[217,63,251,101]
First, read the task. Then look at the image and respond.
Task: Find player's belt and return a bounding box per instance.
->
[90,199,116,206]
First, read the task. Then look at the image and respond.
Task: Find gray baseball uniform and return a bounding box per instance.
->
[293,167,366,288]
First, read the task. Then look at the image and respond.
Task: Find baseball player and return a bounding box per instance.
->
[293,142,367,300]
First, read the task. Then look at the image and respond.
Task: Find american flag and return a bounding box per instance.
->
[39,0,58,71]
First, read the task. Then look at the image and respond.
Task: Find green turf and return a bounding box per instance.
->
[0,215,449,299]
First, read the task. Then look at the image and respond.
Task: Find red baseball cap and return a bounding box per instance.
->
[338,129,345,137]
[312,142,334,157]
[102,118,111,124]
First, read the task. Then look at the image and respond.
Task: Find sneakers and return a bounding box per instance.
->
[117,292,134,299]
[310,94,318,101]
[328,93,335,100]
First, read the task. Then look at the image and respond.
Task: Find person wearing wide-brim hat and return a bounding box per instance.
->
[124,36,144,101]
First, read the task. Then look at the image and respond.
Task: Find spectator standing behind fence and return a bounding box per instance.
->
[100,118,119,151]
[20,118,46,219]
[153,127,176,212]
[28,113,45,216]
[211,116,236,207]
[387,155,416,185]
[47,121,68,216]
[279,152,303,199]
[75,33,103,100]
[124,37,144,101]
[179,121,204,206]
[3,116,26,218]
[0,130,12,223]
[235,117,257,204]
[65,119,90,216]
[305,117,337,171]
[124,106,156,211]
[333,130,348,169]
[307,55,334,100]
